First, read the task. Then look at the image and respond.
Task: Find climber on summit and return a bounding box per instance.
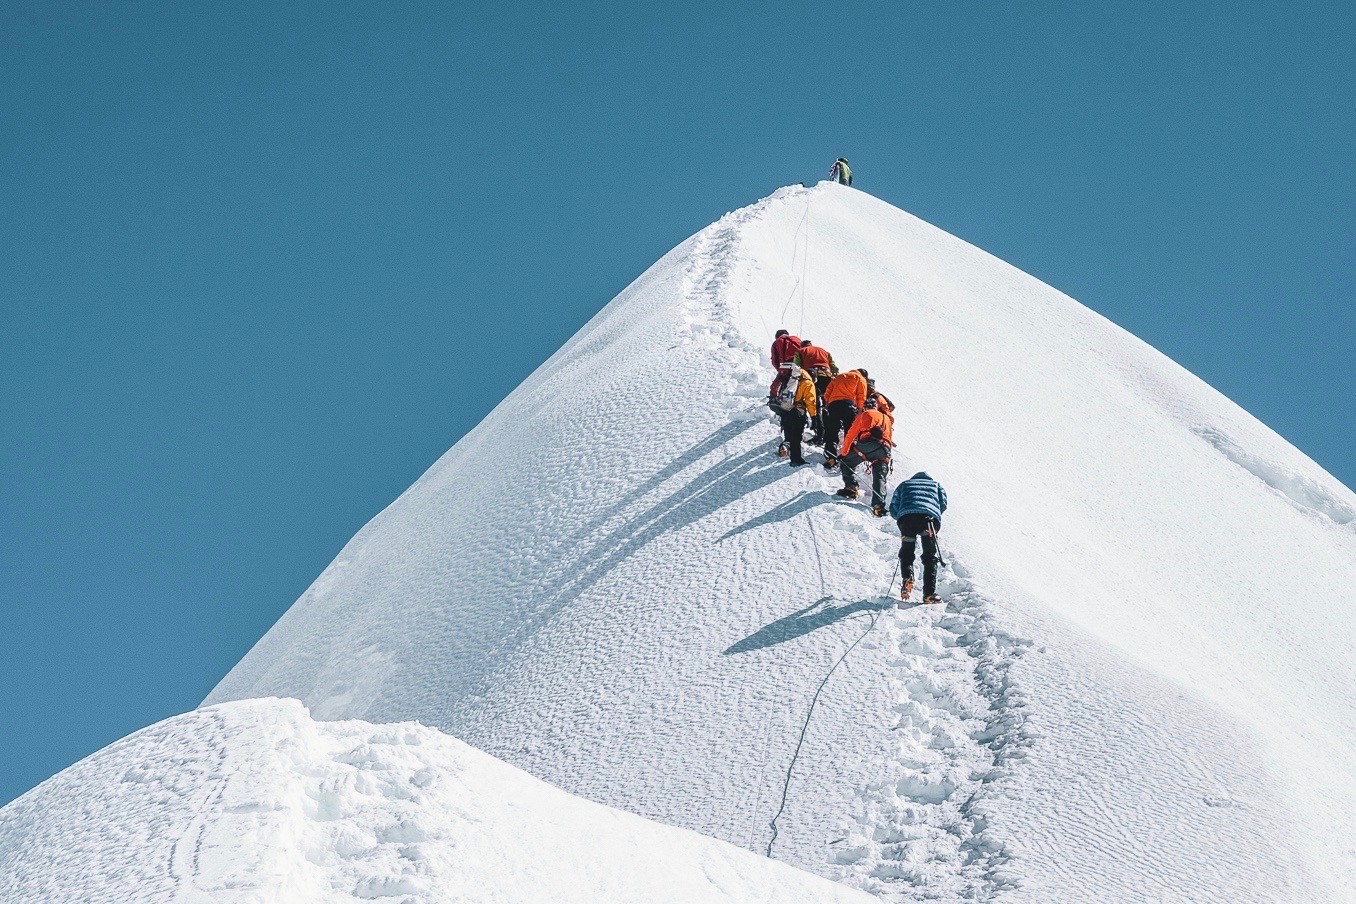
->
[835,396,894,514]
[776,365,817,466]
[889,472,949,604]
[793,340,836,444]
[768,329,801,403]
[829,158,852,186]
[820,368,869,467]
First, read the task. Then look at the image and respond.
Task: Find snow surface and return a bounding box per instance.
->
[197,182,1356,901]
[8,183,1351,902]
[0,698,873,903]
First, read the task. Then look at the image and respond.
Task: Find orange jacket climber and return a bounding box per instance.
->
[840,407,894,457]
[822,370,868,409]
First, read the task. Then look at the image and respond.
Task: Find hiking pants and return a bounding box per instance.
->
[823,400,858,459]
[808,371,833,440]
[780,408,808,463]
[841,439,891,508]
[897,513,941,597]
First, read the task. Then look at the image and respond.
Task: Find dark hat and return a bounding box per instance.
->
[856,368,869,379]
[864,396,878,409]
[775,329,788,338]
[800,339,812,347]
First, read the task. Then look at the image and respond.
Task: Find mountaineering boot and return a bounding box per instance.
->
[778,441,790,459]
[872,504,887,517]
[901,577,914,601]
[924,594,943,605]
[835,487,859,499]
[823,455,839,471]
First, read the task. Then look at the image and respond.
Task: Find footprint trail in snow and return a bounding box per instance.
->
[757,442,1035,901]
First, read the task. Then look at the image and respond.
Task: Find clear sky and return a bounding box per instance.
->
[2,1,1352,805]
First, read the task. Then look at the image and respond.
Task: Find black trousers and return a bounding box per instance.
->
[823,399,858,458]
[808,372,833,440]
[897,513,941,596]
[779,408,808,462]
[841,439,891,508]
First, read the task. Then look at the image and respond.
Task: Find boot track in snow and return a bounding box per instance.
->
[685,188,1037,900]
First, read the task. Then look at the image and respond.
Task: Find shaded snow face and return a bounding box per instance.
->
[0,699,874,903]
[201,184,1356,901]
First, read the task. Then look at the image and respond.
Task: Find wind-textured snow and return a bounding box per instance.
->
[0,698,873,903]
[198,182,1356,901]
[7,183,1352,902]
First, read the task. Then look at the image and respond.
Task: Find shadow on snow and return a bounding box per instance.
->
[718,490,837,542]
[497,416,798,651]
[723,596,889,655]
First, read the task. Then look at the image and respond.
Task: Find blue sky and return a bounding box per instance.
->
[2,1,1351,805]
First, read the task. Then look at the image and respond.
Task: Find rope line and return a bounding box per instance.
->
[806,510,827,598]
[778,202,811,324]
[799,200,810,336]
[765,506,885,859]
[766,605,881,858]
[763,187,878,859]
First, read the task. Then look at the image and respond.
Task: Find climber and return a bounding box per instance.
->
[829,157,852,186]
[776,365,817,466]
[768,329,802,403]
[792,339,836,375]
[888,472,949,604]
[820,368,868,467]
[834,396,894,513]
[793,340,837,444]
[866,378,895,420]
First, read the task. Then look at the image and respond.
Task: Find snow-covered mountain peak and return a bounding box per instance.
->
[7,183,1351,902]
[204,182,1356,900]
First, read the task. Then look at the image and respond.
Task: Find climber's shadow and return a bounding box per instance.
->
[722,596,887,655]
[718,491,835,542]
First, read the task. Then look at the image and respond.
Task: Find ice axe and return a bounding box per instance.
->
[926,521,949,569]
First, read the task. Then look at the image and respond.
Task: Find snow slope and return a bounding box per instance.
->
[194,183,1356,901]
[0,698,873,903]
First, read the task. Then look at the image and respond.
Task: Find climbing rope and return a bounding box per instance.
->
[806,509,828,598]
[765,506,889,859]
[799,199,810,337]
[762,186,894,858]
[778,200,812,325]
[766,601,881,858]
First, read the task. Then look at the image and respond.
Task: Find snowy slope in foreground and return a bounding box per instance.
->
[0,698,872,903]
[203,184,1356,901]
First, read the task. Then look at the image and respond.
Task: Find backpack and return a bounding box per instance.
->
[776,367,801,412]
